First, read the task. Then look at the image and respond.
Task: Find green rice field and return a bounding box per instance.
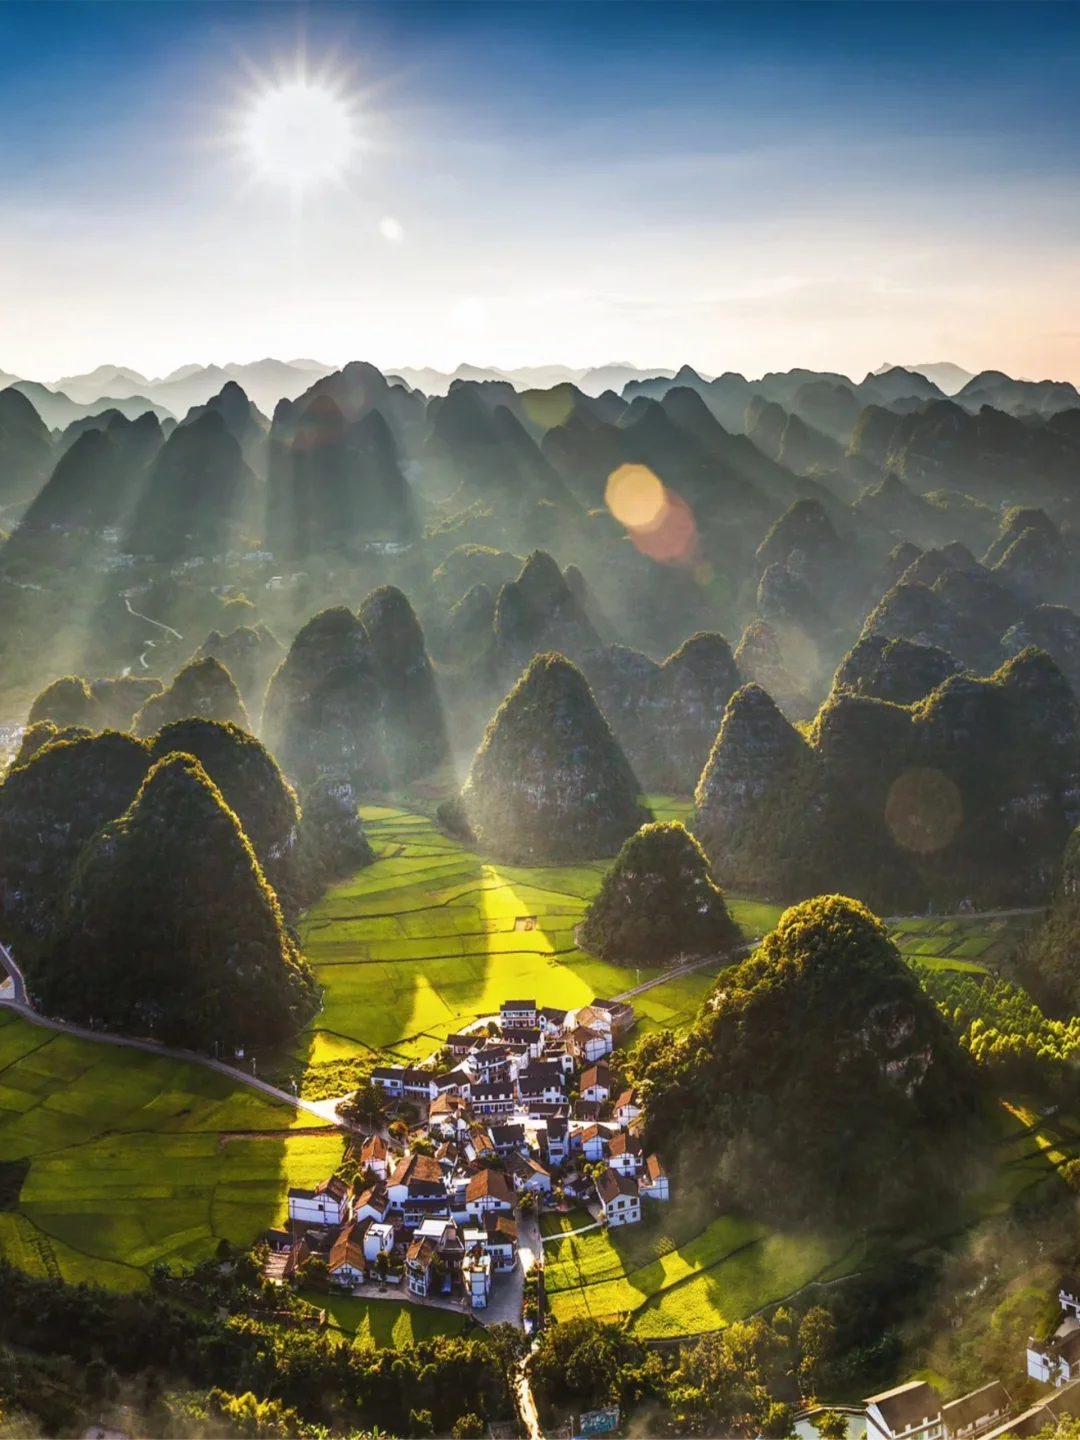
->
[888,912,1037,974]
[0,1009,341,1290]
[297,805,754,1067]
[543,1205,862,1339]
[305,1289,470,1347]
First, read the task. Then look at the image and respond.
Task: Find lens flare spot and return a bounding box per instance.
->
[523,388,574,430]
[379,216,404,243]
[605,464,667,529]
[885,767,963,854]
[605,464,697,563]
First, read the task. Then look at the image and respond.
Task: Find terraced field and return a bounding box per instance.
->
[0,1010,341,1289]
[543,1206,861,1339]
[298,806,751,1067]
[889,912,1037,974]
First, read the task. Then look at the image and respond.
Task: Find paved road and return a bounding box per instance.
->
[0,939,340,1124]
[515,1358,543,1440]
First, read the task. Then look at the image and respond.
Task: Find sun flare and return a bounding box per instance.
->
[240,77,358,191]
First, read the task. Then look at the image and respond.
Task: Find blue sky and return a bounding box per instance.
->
[2,1,1080,381]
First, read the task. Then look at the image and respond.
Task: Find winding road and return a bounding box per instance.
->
[0,939,343,1124]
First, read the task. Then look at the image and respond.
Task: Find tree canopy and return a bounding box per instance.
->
[461,651,651,862]
[578,820,741,964]
[27,752,317,1052]
[261,606,386,789]
[134,656,250,736]
[630,894,985,1229]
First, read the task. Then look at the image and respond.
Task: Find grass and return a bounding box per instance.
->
[0,1010,341,1290]
[303,1289,470,1347]
[888,913,1035,973]
[543,1203,858,1337]
[297,805,737,1069]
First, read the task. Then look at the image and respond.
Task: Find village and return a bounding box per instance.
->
[270,996,669,1317]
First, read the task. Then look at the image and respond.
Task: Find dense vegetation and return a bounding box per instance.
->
[26,753,318,1051]
[460,651,652,862]
[630,895,986,1228]
[578,819,741,963]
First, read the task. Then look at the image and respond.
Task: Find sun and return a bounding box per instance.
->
[240,77,358,192]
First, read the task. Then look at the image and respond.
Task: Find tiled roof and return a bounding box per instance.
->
[941,1381,1010,1432]
[865,1381,940,1434]
[466,1167,514,1204]
[596,1167,638,1205]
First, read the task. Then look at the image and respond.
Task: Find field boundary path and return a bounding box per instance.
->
[541,1219,604,1244]
[0,939,343,1125]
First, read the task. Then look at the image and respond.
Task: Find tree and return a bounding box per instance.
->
[28,752,318,1053]
[339,1081,386,1130]
[798,1306,837,1398]
[578,820,741,964]
[518,1190,537,1214]
[462,652,651,863]
[374,1250,390,1282]
[147,718,300,894]
[0,729,151,936]
[814,1412,849,1440]
[27,675,98,728]
[451,1415,486,1439]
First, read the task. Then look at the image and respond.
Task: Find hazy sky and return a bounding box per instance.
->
[3,0,1080,383]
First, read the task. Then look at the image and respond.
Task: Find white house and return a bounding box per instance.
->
[538,1006,568,1034]
[568,1025,611,1064]
[328,1223,367,1286]
[371,1065,407,1096]
[639,1154,670,1201]
[608,1131,643,1177]
[1029,1330,1080,1387]
[462,1247,492,1308]
[864,1382,944,1440]
[941,1381,1011,1440]
[387,1154,447,1212]
[545,1118,569,1164]
[363,1221,396,1263]
[288,1176,350,1228]
[579,1063,611,1104]
[596,1167,641,1227]
[580,1124,608,1163]
[472,1081,516,1116]
[500,999,538,1029]
[359,1134,390,1180]
[465,1167,515,1218]
[509,1153,552,1194]
[613,1089,642,1128]
[518,1077,565,1109]
[352,1183,390,1224]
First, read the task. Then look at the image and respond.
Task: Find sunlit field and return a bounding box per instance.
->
[542,1201,860,1338]
[297,805,743,1068]
[309,1289,472,1347]
[542,1096,1078,1340]
[0,1010,340,1289]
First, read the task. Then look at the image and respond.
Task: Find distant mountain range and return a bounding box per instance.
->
[873,361,974,395]
[2,357,1071,433]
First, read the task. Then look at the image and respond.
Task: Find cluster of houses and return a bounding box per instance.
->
[370,997,669,1226]
[860,1278,1080,1440]
[273,996,673,1311]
